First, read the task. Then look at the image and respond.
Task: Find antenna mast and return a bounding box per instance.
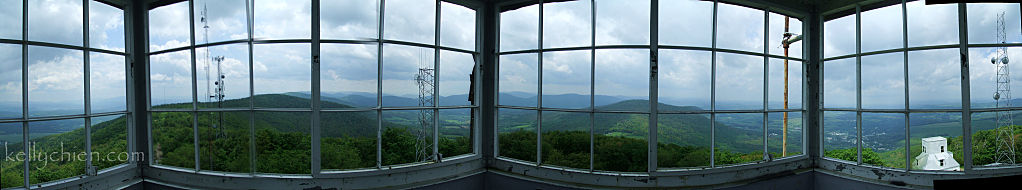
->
[414,49,435,162]
[993,11,1016,166]
[201,2,227,170]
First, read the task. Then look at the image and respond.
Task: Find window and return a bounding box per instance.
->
[1,1,129,188]
[497,1,806,172]
[147,0,477,174]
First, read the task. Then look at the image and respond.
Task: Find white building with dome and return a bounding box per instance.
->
[914,137,961,171]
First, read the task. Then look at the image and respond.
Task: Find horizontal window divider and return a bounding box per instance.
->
[194,39,251,48]
[378,106,475,110]
[148,108,193,112]
[194,108,257,112]
[250,108,314,112]
[823,54,856,62]
[711,109,777,113]
[964,107,1022,113]
[823,44,963,62]
[592,45,652,50]
[655,110,718,114]
[252,39,314,44]
[966,42,1022,48]
[903,108,962,113]
[657,45,716,52]
[589,109,650,114]
[0,119,23,123]
[495,105,539,110]
[857,108,908,113]
[497,49,540,55]
[148,46,191,55]
[536,107,597,113]
[764,109,806,112]
[89,111,131,117]
[438,45,477,54]
[821,108,857,111]
[319,108,379,112]
[542,46,605,52]
[380,39,437,49]
[765,54,806,62]
[0,39,129,56]
[320,39,378,45]
[715,48,767,57]
[15,114,99,122]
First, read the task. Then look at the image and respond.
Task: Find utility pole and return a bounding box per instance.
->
[781,16,802,157]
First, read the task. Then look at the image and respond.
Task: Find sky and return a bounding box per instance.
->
[145,0,477,107]
[2,0,1022,115]
[0,0,126,118]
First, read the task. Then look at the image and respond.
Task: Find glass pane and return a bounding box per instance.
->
[769,58,802,109]
[439,108,471,158]
[658,49,710,110]
[594,113,647,172]
[716,3,763,53]
[498,53,537,107]
[861,52,904,109]
[439,51,473,106]
[768,112,802,158]
[253,43,310,108]
[909,112,962,171]
[542,50,590,109]
[28,46,84,117]
[969,47,1022,109]
[907,2,958,47]
[970,111,1021,167]
[322,111,378,170]
[321,0,377,40]
[715,113,763,166]
[149,50,192,108]
[254,111,310,174]
[543,0,591,49]
[769,13,802,58]
[540,111,589,170]
[194,0,248,44]
[90,52,126,113]
[0,0,21,40]
[195,44,250,109]
[497,108,536,162]
[90,114,129,171]
[440,2,476,50]
[322,43,378,109]
[657,114,711,168]
[595,49,647,111]
[0,122,24,189]
[499,4,538,52]
[823,58,855,109]
[860,4,903,52]
[148,2,190,52]
[862,113,905,169]
[89,1,125,51]
[254,0,311,39]
[908,49,960,109]
[658,0,712,47]
[28,118,85,185]
[715,52,763,110]
[382,44,433,107]
[823,111,856,163]
[382,110,433,166]
[824,14,855,58]
[595,0,649,45]
[151,112,194,169]
[197,111,250,173]
[967,3,1021,44]
[28,0,83,46]
[384,0,435,44]
[0,44,22,119]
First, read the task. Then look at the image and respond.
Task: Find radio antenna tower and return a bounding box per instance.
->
[201,2,227,169]
[414,49,435,162]
[992,11,1016,165]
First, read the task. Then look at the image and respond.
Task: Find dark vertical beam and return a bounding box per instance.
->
[480,0,498,164]
[805,7,822,164]
[126,0,151,171]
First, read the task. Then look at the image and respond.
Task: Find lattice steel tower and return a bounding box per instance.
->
[992,12,1016,165]
[201,2,227,169]
[414,50,435,162]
